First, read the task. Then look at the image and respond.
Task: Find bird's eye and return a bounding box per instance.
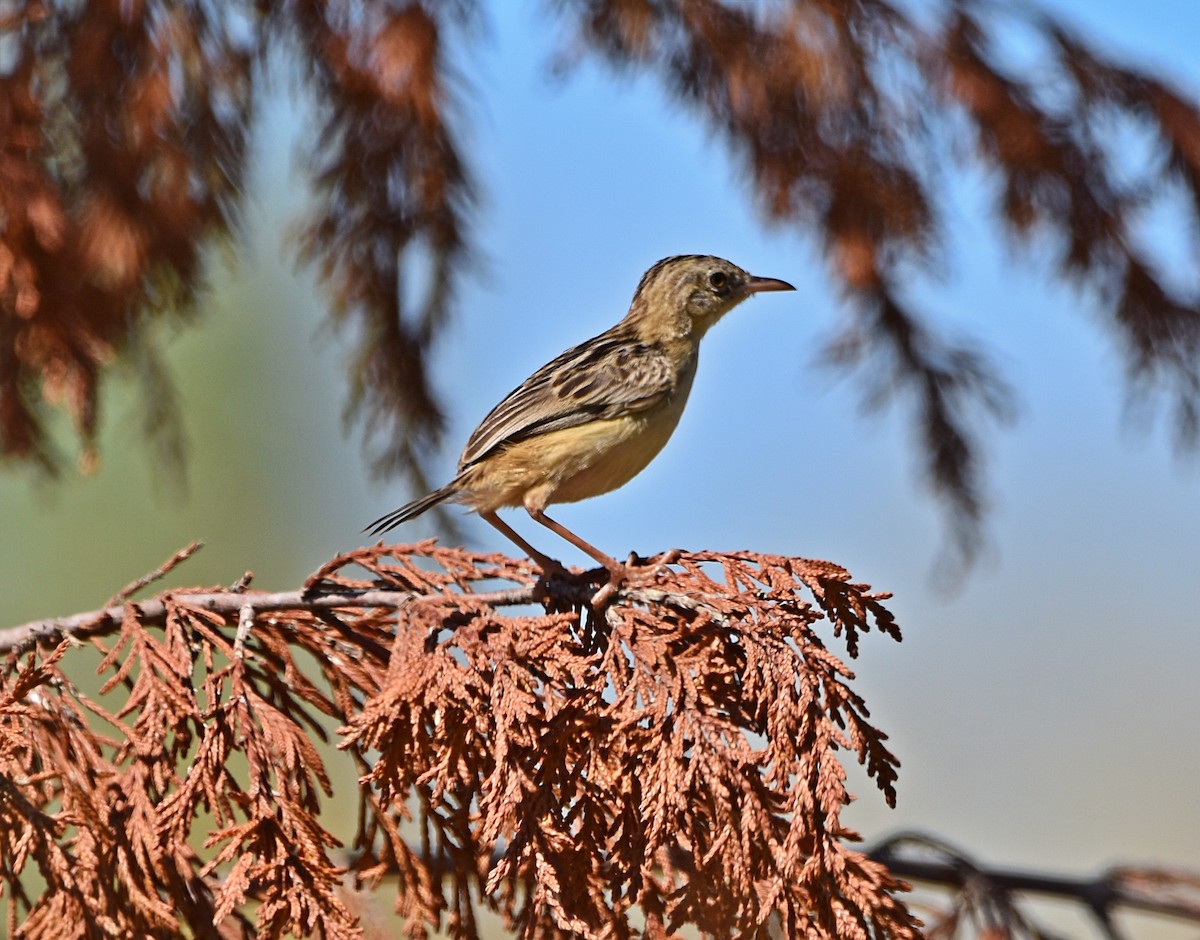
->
[708,271,728,290]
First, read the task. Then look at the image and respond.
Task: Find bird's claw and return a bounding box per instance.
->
[537,559,572,580]
[590,549,683,607]
[589,577,622,609]
[530,558,574,595]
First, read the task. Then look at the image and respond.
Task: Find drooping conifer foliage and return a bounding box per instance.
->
[3,2,1200,551]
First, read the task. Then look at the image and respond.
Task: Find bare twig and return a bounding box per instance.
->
[233,603,255,657]
[0,587,499,657]
[870,833,1200,935]
[105,541,205,606]
[229,571,254,593]
[1,572,623,658]
[7,545,812,658]
[364,836,1200,939]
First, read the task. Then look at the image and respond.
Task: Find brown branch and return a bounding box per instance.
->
[8,543,852,658]
[0,543,677,657]
[871,833,1200,936]
[0,571,819,659]
[0,585,561,658]
[374,835,1200,938]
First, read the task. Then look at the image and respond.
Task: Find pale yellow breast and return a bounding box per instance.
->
[461,361,697,513]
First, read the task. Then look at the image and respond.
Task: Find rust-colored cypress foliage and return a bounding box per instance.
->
[0,1,251,471]
[6,545,1198,937]
[268,0,475,486]
[0,543,916,938]
[0,0,474,491]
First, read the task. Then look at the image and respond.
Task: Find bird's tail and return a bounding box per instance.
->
[365,483,458,537]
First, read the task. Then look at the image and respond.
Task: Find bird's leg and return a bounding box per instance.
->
[629,548,683,570]
[479,510,569,579]
[525,508,622,570]
[525,507,627,605]
[618,548,683,601]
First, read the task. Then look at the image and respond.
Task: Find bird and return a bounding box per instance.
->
[367,254,795,602]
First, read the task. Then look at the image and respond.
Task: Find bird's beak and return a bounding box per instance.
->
[745,274,796,294]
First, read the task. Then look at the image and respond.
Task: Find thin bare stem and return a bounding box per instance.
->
[105,541,205,606]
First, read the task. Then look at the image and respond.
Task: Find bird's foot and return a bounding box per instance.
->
[532,556,573,586]
[628,548,683,570]
[589,566,627,608]
[588,549,683,608]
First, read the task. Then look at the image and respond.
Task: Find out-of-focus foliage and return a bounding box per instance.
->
[3,1,1200,554]
[0,1,252,471]
[557,0,1200,556]
[872,834,1200,939]
[0,0,475,489]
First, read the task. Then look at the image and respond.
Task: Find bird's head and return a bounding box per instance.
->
[626,254,795,341]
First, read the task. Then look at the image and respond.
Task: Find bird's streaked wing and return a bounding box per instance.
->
[459,326,678,469]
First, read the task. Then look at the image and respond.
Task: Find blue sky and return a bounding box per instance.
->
[2,2,1198,932]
